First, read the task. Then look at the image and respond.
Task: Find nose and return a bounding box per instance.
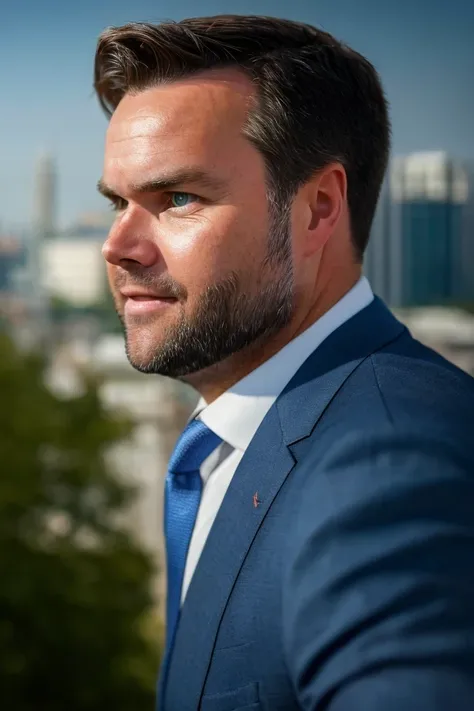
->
[102,209,160,268]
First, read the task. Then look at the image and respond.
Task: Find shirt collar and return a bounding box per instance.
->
[196,277,373,452]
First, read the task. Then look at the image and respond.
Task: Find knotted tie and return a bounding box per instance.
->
[164,418,222,654]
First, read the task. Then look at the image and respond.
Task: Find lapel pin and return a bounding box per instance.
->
[253,492,261,508]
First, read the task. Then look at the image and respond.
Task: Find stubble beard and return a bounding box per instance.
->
[119,204,295,379]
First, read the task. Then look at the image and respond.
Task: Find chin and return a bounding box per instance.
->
[124,334,158,372]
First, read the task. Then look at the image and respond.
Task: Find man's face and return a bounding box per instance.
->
[101,70,294,378]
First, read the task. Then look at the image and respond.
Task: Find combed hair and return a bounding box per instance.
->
[94,15,391,259]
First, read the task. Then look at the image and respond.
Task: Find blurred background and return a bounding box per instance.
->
[1,0,473,708]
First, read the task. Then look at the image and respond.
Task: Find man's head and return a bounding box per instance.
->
[95,15,390,383]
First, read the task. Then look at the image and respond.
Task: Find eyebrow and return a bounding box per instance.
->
[97,169,228,200]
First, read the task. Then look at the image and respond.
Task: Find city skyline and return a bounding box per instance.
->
[2,0,474,229]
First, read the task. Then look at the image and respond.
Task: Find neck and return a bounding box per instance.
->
[182,265,362,404]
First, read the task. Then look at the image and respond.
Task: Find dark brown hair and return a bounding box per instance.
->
[94,15,390,260]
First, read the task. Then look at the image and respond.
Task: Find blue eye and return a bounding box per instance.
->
[170,192,194,208]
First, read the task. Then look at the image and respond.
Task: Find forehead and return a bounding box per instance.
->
[104,69,256,183]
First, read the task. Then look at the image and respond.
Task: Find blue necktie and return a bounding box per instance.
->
[164,418,222,654]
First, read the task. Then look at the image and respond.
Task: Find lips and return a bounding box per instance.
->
[126,295,174,301]
[121,291,177,317]
[121,290,174,300]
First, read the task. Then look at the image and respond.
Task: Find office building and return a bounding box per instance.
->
[461,161,474,300]
[41,237,106,306]
[365,152,469,308]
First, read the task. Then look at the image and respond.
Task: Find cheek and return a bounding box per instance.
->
[160,208,256,286]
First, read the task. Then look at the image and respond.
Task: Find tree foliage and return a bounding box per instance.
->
[0,333,160,710]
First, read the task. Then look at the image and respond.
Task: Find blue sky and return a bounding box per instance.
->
[1,0,473,229]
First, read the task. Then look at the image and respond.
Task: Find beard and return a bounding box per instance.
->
[117,205,295,378]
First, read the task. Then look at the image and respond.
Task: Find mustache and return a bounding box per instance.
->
[113,268,187,300]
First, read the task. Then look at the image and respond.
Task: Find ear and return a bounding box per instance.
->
[297,162,347,257]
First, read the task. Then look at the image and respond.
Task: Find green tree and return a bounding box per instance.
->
[0,333,161,710]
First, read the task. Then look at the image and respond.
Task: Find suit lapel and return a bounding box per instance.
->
[161,298,405,710]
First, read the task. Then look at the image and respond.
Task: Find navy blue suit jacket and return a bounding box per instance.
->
[160,298,474,710]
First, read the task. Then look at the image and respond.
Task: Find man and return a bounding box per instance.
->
[94,15,474,711]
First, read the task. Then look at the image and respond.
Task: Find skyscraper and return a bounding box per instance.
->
[25,151,58,340]
[33,151,57,239]
[461,161,474,301]
[365,152,469,308]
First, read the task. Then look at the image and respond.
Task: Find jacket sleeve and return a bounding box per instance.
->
[283,429,474,711]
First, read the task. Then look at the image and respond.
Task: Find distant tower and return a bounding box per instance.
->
[33,151,57,239]
[26,151,57,342]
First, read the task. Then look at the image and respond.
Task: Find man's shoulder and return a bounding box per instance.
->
[283,334,474,711]
[367,330,474,429]
[292,328,474,485]
[373,327,473,386]
[329,328,474,433]
[288,330,474,538]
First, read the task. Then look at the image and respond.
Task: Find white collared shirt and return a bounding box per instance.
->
[181,277,374,601]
